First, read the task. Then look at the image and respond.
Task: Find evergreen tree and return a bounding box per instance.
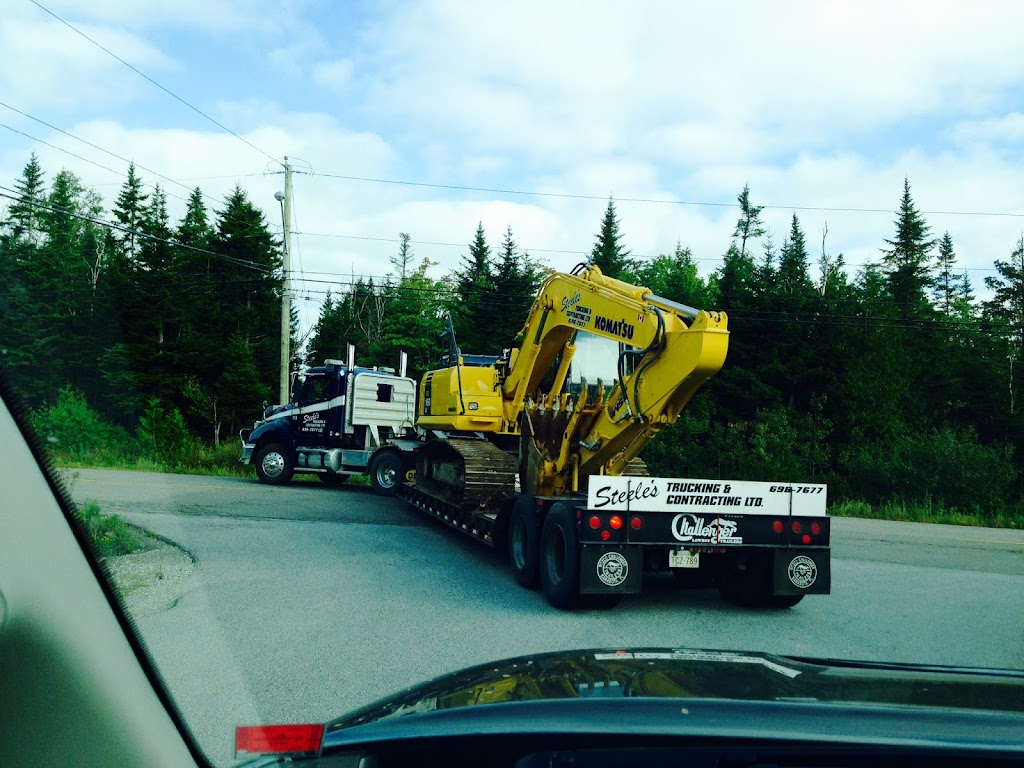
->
[932,231,966,316]
[2,152,46,247]
[451,222,498,353]
[112,163,148,263]
[881,178,936,319]
[492,225,543,336]
[590,198,631,278]
[391,233,414,281]
[732,183,765,259]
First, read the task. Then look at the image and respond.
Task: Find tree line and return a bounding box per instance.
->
[2,153,1022,519]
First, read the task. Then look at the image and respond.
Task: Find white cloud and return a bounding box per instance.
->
[313,59,355,91]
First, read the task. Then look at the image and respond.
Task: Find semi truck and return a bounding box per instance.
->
[241,264,830,609]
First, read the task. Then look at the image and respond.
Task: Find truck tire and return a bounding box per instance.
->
[540,502,581,610]
[369,451,402,496]
[508,496,540,590]
[254,443,294,485]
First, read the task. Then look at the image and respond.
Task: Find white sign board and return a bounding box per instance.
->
[587,477,827,517]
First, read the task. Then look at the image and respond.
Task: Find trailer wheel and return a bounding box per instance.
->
[540,502,581,610]
[254,443,293,485]
[369,451,402,496]
[717,552,771,608]
[508,496,540,590]
[767,594,804,609]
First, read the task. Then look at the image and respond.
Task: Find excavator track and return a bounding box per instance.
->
[415,437,517,511]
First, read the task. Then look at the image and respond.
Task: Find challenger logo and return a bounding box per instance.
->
[596,552,628,587]
[670,514,742,544]
[787,555,817,589]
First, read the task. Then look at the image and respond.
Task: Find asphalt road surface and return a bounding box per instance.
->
[65,469,1024,766]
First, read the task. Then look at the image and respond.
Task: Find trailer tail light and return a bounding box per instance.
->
[802,534,812,544]
[235,724,323,758]
[589,515,601,529]
[772,520,784,534]
[811,521,822,535]
[630,515,642,530]
[609,515,623,530]
[791,521,803,534]
[600,530,611,541]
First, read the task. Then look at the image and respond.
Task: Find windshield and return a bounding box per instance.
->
[3,2,1024,766]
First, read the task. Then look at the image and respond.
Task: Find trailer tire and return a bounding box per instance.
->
[540,502,581,610]
[717,552,772,608]
[369,451,402,496]
[767,594,804,609]
[508,496,540,590]
[254,443,293,485]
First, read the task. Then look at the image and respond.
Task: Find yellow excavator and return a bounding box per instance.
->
[414,264,728,504]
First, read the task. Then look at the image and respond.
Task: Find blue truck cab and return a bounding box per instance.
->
[240,358,419,494]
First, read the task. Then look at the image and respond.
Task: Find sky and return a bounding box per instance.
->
[2,0,1024,337]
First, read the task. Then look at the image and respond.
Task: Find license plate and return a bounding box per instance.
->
[669,549,699,568]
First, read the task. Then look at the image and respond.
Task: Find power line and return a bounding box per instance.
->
[0,187,271,273]
[29,0,280,166]
[0,101,266,230]
[309,171,1024,220]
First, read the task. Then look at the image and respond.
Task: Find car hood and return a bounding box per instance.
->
[326,647,1024,734]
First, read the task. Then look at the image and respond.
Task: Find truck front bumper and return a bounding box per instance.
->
[240,442,255,464]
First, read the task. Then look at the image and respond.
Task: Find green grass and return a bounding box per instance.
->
[76,500,153,557]
[829,498,1024,529]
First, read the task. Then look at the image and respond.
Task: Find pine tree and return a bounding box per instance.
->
[391,233,414,281]
[590,198,631,278]
[732,184,766,259]
[2,152,46,247]
[112,163,148,263]
[932,231,966,316]
[492,225,543,336]
[881,178,936,319]
[452,222,498,353]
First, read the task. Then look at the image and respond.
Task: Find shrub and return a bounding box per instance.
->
[31,386,138,464]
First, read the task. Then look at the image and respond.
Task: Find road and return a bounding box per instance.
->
[65,468,1024,766]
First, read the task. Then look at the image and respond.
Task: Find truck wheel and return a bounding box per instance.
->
[254,443,293,485]
[540,502,581,610]
[369,451,401,496]
[508,496,540,590]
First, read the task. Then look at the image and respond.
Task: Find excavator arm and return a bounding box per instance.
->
[505,266,728,495]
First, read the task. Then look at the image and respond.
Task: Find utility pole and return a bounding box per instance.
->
[276,157,293,404]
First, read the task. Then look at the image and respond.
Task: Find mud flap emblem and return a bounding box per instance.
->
[787,555,817,589]
[596,552,628,587]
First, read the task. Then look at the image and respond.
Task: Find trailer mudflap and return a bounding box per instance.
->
[773,547,830,596]
[579,544,644,595]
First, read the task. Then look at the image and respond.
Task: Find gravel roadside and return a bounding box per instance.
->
[104,538,195,618]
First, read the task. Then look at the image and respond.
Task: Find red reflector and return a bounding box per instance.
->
[609,515,623,530]
[791,521,803,534]
[589,515,601,529]
[630,515,642,530]
[235,724,323,757]
[802,534,812,544]
[811,521,822,534]
[772,520,784,534]
[600,530,611,541]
